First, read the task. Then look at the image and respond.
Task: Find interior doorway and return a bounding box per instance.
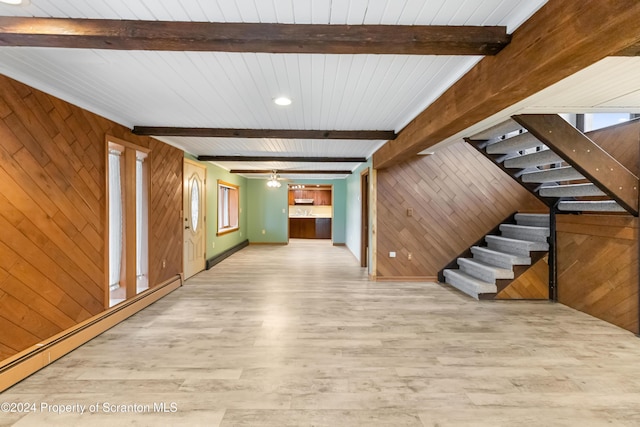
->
[183,159,206,279]
[288,184,333,240]
[360,169,369,268]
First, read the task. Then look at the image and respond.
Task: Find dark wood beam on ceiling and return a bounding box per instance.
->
[0,17,510,55]
[230,170,352,175]
[199,156,366,163]
[133,127,396,140]
[373,0,640,169]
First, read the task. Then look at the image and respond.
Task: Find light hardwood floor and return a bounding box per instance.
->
[2,239,640,426]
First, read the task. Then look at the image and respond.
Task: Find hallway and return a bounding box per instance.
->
[2,240,640,426]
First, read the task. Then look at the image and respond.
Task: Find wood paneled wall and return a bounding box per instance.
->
[588,119,640,176]
[496,258,549,300]
[557,215,638,334]
[376,141,547,279]
[0,74,183,360]
[148,139,183,287]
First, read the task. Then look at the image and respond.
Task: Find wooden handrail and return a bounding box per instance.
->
[513,114,639,216]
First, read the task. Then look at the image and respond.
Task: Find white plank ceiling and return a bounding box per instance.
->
[430,56,640,152]
[0,0,549,178]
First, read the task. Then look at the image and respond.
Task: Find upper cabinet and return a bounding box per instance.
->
[315,190,331,206]
[289,189,332,205]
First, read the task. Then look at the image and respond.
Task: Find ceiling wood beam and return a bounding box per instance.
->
[133,127,396,140]
[199,156,365,163]
[0,17,509,55]
[373,0,640,169]
[230,170,351,175]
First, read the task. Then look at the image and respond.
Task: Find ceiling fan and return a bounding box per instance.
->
[267,170,287,187]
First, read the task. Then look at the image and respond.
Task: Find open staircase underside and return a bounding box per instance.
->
[466,116,638,214]
[443,213,549,300]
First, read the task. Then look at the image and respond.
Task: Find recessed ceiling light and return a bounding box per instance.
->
[273,96,292,106]
[0,0,28,5]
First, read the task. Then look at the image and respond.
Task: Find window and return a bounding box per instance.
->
[107,138,149,307]
[584,113,635,132]
[108,149,123,293]
[217,180,239,235]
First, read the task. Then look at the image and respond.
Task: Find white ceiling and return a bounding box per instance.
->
[431,56,640,151]
[0,0,550,178]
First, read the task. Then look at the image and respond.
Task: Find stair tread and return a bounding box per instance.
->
[514,213,549,219]
[500,223,550,243]
[520,166,584,183]
[558,200,626,212]
[457,258,514,279]
[486,132,543,154]
[470,246,531,265]
[539,183,606,197]
[443,269,497,299]
[500,224,550,232]
[485,235,549,247]
[444,269,494,286]
[514,213,550,227]
[504,149,563,169]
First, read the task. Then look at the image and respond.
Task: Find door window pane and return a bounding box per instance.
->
[191,177,200,232]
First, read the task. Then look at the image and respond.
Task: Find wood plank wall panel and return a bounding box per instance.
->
[496,258,549,300]
[149,138,183,287]
[376,141,547,278]
[587,119,640,176]
[0,74,183,360]
[557,215,638,334]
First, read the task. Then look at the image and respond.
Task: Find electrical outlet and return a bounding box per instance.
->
[389,251,396,258]
[162,260,166,268]
[262,229,266,235]
[407,208,414,217]
[408,252,412,261]
[212,242,215,249]
[282,208,286,213]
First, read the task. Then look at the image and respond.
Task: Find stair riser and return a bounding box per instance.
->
[459,263,497,284]
[470,248,531,269]
[457,258,515,281]
[485,236,549,252]
[471,252,514,269]
[514,214,550,228]
[486,241,533,256]
[443,270,497,300]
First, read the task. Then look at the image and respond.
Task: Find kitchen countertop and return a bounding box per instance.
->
[289,214,332,219]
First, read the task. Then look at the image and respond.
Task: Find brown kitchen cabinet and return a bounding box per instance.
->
[289,217,332,239]
[289,189,332,206]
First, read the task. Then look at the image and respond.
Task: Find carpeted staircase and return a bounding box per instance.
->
[443,115,638,300]
[443,213,549,299]
[467,118,627,213]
